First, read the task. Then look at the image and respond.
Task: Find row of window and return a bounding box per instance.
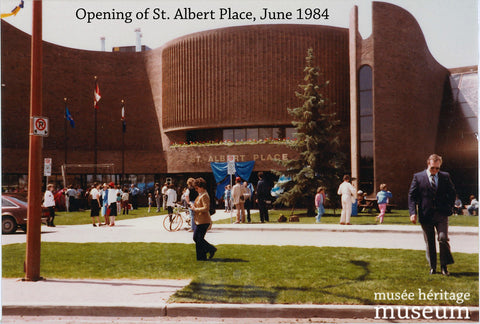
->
[359,65,374,193]
[223,127,297,142]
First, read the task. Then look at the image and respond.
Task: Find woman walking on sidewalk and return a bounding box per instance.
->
[190,177,217,261]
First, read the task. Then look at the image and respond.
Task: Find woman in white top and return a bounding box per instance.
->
[337,175,357,225]
[90,183,101,227]
[107,182,118,226]
[43,184,56,227]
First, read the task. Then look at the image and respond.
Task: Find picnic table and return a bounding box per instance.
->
[357,197,396,213]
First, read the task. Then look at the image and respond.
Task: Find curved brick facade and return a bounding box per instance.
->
[1,21,164,176]
[161,24,350,132]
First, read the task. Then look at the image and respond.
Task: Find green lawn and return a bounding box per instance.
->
[55,208,478,227]
[3,243,478,306]
[216,209,479,226]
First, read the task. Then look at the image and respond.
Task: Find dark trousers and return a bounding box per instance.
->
[258,199,269,222]
[193,223,215,261]
[131,195,138,209]
[47,206,55,226]
[245,198,251,222]
[421,212,454,270]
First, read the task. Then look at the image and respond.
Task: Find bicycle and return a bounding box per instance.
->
[162,203,191,232]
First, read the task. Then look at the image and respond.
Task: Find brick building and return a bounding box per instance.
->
[1,2,477,207]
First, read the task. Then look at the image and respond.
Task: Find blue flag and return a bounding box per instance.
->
[65,106,75,128]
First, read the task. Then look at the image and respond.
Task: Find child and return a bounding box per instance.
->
[147,193,153,213]
[376,183,392,223]
[315,187,326,223]
[224,185,232,212]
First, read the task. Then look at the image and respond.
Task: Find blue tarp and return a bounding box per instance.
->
[270,175,291,197]
[210,161,255,199]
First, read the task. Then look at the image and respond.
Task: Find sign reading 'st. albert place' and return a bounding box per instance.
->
[207,153,290,163]
[166,145,297,173]
[182,153,290,164]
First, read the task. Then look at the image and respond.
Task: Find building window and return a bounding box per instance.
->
[223,129,234,142]
[246,128,259,141]
[359,65,374,193]
[222,127,297,142]
[234,129,246,141]
[285,127,296,140]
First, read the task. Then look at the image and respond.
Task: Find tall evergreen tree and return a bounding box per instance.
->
[274,48,344,215]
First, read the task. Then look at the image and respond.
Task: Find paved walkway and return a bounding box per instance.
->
[2,210,478,321]
[2,210,477,253]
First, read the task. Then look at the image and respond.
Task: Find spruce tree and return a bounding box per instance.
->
[274,48,344,215]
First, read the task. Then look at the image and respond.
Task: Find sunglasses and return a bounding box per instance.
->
[430,167,440,171]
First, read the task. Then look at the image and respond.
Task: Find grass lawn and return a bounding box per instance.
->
[216,209,479,227]
[55,208,478,227]
[3,243,478,306]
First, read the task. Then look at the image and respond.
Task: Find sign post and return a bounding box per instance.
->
[227,155,236,223]
[44,158,51,191]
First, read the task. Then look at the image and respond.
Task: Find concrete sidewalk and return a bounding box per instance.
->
[2,278,478,321]
[2,210,477,253]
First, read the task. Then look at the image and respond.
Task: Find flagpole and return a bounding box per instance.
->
[121,100,125,182]
[94,76,98,179]
[64,97,68,166]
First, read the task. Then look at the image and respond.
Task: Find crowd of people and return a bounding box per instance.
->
[222,172,271,223]
[37,157,475,266]
[38,168,477,230]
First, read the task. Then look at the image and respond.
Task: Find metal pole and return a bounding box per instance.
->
[94,76,98,179]
[25,0,43,282]
[64,98,67,166]
[121,100,125,182]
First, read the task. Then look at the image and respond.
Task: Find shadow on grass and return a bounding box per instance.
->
[176,259,374,304]
[208,258,249,263]
[40,278,188,289]
[450,272,479,278]
[349,260,369,281]
[175,282,278,303]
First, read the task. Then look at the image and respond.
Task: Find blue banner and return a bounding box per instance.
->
[210,161,255,199]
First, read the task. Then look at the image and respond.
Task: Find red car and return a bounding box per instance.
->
[2,194,50,234]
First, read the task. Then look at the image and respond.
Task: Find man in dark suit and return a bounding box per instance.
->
[256,172,271,223]
[408,154,456,275]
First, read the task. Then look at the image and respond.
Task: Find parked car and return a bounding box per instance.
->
[2,194,50,234]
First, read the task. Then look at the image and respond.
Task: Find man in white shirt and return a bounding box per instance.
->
[337,175,356,225]
[166,184,178,216]
[161,183,169,210]
[231,177,246,223]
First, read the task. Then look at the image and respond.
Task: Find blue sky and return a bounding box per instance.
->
[1,0,478,68]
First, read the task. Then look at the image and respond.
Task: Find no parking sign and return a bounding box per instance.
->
[31,116,49,136]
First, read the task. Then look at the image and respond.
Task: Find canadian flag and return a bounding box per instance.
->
[121,102,126,133]
[94,81,101,109]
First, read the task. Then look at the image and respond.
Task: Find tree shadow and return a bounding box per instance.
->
[176,259,374,304]
[349,260,369,281]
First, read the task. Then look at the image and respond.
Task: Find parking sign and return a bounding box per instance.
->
[32,117,49,136]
